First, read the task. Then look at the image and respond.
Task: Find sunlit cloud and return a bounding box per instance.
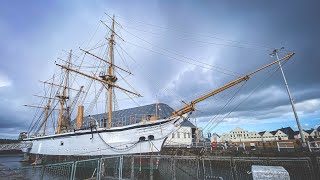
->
[0,72,12,87]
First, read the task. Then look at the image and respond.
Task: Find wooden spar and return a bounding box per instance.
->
[172,52,295,116]
[100,20,124,41]
[43,75,54,136]
[79,48,132,75]
[33,95,59,100]
[57,50,72,134]
[107,15,115,129]
[39,80,84,92]
[23,104,59,111]
[42,99,51,136]
[56,63,141,97]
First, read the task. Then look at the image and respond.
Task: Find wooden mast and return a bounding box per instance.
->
[42,99,51,135]
[107,15,115,129]
[57,50,72,134]
[43,75,54,136]
[55,17,141,130]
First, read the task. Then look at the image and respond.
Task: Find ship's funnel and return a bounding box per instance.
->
[76,105,84,129]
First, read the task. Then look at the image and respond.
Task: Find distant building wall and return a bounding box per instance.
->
[273,130,289,141]
[294,130,310,139]
[165,126,193,146]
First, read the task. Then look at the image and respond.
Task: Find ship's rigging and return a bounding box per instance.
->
[25,14,296,141]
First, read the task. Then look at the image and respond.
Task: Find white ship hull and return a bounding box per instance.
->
[25,117,182,156]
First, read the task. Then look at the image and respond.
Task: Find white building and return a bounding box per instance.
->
[270,130,289,141]
[306,129,319,138]
[294,130,309,139]
[259,131,275,142]
[248,132,262,141]
[220,127,263,142]
[165,120,196,146]
[218,127,318,143]
[210,133,221,142]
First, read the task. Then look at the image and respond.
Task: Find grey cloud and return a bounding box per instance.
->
[0,0,319,138]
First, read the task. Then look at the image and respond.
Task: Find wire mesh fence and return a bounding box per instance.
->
[73,158,99,180]
[42,162,74,180]
[1,155,320,180]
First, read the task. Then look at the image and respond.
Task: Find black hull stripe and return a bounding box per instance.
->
[25,118,175,141]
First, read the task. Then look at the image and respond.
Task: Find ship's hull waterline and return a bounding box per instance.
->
[25,117,182,156]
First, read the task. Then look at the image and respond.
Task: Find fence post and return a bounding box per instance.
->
[130,156,135,180]
[97,158,101,180]
[277,142,280,152]
[171,157,176,180]
[202,158,206,179]
[40,164,45,180]
[119,156,123,180]
[230,157,237,180]
[72,161,77,180]
[197,157,200,179]
[307,141,312,152]
[150,156,153,180]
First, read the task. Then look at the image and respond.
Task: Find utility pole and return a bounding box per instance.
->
[271,48,306,146]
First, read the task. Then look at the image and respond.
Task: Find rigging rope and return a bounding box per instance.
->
[203,81,248,133]
[207,58,290,133]
[121,27,241,77]
[110,14,281,51]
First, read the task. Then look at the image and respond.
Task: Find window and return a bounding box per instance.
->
[184,133,187,138]
[188,133,191,138]
[172,133,175,138]
[103,119,107,128]
[177,132,180,138]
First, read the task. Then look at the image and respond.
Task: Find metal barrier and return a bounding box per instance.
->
[0,142,32,151]
[308,141,320,152]
[0,155,319,180]
[277,142,295,152]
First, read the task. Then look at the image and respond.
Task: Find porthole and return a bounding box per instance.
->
[148,135,155,140]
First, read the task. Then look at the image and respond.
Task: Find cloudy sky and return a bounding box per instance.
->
[0,0,319,139]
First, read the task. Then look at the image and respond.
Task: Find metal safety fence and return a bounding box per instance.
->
[1,155,319,180]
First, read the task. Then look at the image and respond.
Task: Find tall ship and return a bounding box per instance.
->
[22,15,295,157]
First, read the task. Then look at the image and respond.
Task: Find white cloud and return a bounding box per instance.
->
[0,72,12,87]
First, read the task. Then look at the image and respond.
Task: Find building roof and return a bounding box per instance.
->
[278,127,294,134]
[258,131,266,136]
[230,127,246,133]
[77,103,175,127]
[180,120,196,128]
[294,131,309,136]
[270,130,277,135]
[305,129,315,134]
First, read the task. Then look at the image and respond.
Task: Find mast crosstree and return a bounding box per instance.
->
[56,16,141,130]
